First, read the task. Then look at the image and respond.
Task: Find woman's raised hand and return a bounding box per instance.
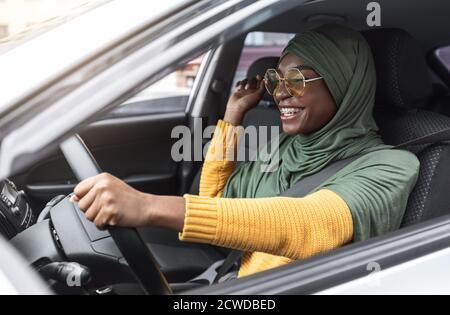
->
[224,75,265,126]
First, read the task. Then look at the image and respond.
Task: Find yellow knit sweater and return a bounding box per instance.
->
[180,120,353,277]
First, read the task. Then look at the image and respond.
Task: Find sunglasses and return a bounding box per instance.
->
[264,66,323,97]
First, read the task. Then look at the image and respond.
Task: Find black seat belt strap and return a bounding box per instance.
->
[213,250,243,283]
[279,155,362,197]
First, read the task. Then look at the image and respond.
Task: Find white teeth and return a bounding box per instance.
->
[280,107,302,116]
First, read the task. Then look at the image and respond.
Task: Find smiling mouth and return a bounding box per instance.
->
[279,107,305,120]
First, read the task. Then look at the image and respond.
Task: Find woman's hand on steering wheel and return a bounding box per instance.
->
[70,173,152,229]
[71,173,186,232]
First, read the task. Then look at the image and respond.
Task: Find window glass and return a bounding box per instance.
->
[106,54,205,118]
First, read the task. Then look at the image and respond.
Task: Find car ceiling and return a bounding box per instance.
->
[257,0,450,53]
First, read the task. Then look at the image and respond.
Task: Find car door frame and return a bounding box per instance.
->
[186,215,450,294]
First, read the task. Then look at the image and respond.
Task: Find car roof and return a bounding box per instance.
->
[257,0,450,51]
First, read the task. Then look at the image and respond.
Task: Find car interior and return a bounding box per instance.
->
[2,0,450,294]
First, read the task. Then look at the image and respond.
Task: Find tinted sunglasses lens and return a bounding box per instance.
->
[264,70,279,94]
[285,69,305,96]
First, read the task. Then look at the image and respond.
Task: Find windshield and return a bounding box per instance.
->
[0,0,111,54]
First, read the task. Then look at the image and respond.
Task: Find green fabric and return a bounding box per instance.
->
[222,24,420,242]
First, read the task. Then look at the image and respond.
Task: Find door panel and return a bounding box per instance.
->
[82,112,186,187]
[16,109,187,210]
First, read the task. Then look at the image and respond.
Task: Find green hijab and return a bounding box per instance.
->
[222,25,419,241]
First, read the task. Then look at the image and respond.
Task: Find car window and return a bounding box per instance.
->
[105,54,205,118]
[232,32,295,88]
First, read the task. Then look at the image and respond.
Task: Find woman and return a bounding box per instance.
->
[71,25,419,278]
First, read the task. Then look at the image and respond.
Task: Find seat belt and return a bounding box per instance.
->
[212,250,243,283]
[212,125,450,283]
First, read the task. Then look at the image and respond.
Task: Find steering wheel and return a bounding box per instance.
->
[59,135,172,295]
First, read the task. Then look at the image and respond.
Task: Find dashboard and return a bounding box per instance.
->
[0,177,205,294]
[0,178,138,294]
[0,179,36,239]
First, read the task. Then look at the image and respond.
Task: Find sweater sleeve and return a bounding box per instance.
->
[180,189,353,260]
[199,120,240,197]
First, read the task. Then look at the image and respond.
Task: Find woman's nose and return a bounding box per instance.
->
[274,80,291,101]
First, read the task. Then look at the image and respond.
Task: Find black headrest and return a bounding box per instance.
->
[246,57,278,103]
[362,28,432,109]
